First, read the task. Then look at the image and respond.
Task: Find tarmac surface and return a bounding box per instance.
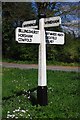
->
[1,62,80,72]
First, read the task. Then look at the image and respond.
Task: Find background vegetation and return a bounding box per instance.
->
[2,2,80,64]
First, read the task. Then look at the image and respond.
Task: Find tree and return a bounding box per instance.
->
[32,2,79,63]
[2,2,38,61]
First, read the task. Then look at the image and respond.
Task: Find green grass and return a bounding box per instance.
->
[2,68,80,119]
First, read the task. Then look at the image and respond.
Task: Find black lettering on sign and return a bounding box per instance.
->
[50,33,57,36]
[18,34,33,38]
[24,23,36,27]
[25,38,32,42]
[46,36,57,40]
[46,40,49,44]
[46,32,57,36]
[54,37,57,40]
[58,33,63,36]
[19,29,21,32]
[18,38,32,42]
[46,40,54,44]
[50,40,54,43]
[18,34,24,37]
[46,32,50,35]
[18,29,39,34]
[45,19,59,24]
[18,38,22,41]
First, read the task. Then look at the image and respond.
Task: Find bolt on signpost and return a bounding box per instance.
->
[15,14,64,106]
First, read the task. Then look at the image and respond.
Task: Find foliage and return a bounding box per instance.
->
[2,2,80,64]
[2,68,80,119]
[54,34,80,63]
[34,2,56,17]
[2,2,39,62]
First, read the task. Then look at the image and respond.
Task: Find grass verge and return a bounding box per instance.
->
[2,68,80,119]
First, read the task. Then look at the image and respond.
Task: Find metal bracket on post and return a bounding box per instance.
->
[37,14,48,106]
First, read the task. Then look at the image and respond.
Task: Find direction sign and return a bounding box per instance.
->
[22,20,38,29]
[44,16,61,28]
[46,31,64,45]
[22,16,61,28]
[15,27,40,43]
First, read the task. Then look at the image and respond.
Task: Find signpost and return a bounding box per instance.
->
[22,20,38,29]
[46,31,64,45]
[15,27,40,43]
[44,16,61,28]
[22,16,61,28]
[15,14,64,106]
[37,14,47,106]
[16,28,64,45]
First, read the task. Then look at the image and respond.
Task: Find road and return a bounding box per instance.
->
[1,62,80,72]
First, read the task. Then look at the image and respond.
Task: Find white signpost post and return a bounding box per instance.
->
[15,15,64,106]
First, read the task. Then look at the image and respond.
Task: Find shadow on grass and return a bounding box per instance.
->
[2,87,38,106]
[27,87,38,106]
